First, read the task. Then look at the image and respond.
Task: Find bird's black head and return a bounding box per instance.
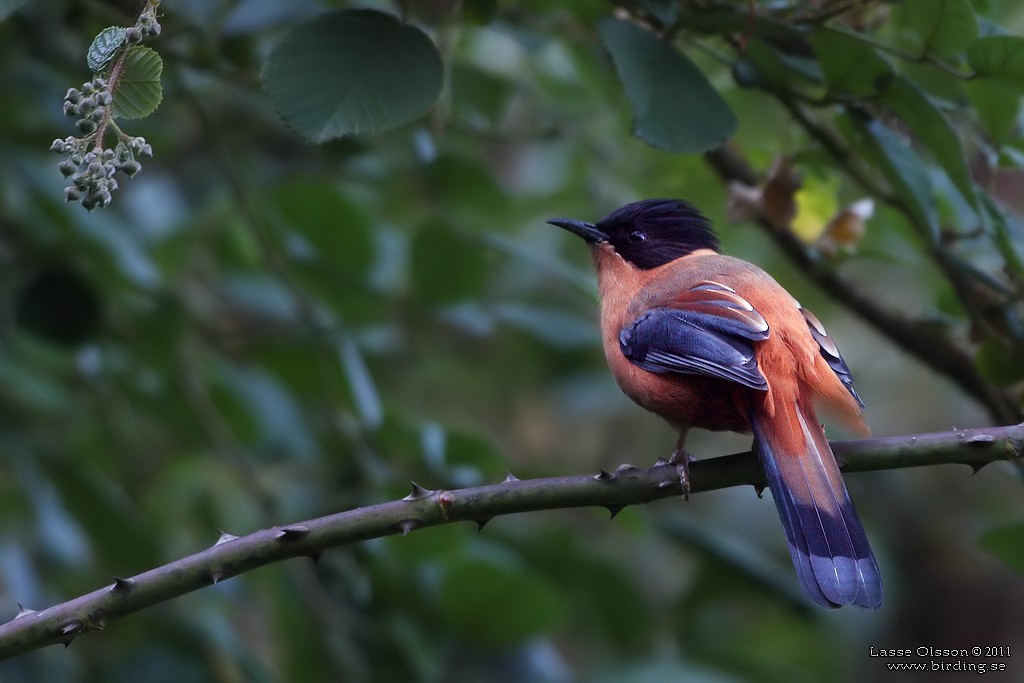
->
[548,199,719,270]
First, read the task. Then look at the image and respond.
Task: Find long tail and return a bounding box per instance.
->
[751,398,882,609]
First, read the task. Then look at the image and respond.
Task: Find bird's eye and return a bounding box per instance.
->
[628,230,647,243]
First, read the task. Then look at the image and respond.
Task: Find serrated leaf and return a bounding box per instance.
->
[88,26,127,72]
[262,9,443,142]
[810,29,894,96]
[112,46,163,120]
[901,0,977,58]
[881,76,975,208]
[598,18,736,153]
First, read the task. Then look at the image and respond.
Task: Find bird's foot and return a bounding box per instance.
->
[668,449,696,501]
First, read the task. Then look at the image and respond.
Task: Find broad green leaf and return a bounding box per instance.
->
[901,0,978,57]
[810,29,894,96]
[979,523,1024,575]
[437,558,565,646]
[112,46,163,120]
[274,180,374,275]
[262,9,443,142]
[969,35,1024,85]
[87,26,126,72]
[965,36,1024,141]
[840,110,938,242]
[410,223,489,305]
[965,79,1021,143]
[881,76,975,207]
[598,18,736,153]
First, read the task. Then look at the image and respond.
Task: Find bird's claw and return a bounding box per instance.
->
[668,449,695,500]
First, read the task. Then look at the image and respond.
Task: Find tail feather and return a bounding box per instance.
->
[751,400,882,609]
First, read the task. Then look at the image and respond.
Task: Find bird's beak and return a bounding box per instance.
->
[547,218,607,244]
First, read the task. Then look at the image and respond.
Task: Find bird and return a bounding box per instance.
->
[548,198,882,609]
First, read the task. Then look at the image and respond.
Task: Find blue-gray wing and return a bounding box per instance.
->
[619,281,770,391]
[800,305,864,408]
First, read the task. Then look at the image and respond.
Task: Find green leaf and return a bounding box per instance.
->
[274,180,374,275]
[337,335,383,429]
[964,35,1024,142]
[810,29,894,96]
[840,110,938,242]
[979,523,1024,575]
[112,46,163,120]
[262,9,443,142]
[437,558,565,646]
[901,0,978,58]
[598,18,736,153]
[737,39,822,90]
[968,35,1024,85]
[881,76,975,207]
[410,223,489,305]
[965,78,1021,143]
[976,337,1024,386]
[88,26,127,72]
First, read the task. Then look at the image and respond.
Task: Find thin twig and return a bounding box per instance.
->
[1,423,1020,659]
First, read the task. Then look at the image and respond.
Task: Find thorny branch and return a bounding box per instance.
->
[1,423,1021,660]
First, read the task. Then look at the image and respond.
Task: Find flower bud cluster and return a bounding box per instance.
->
[51,0,162,211]
[51,131,153,211]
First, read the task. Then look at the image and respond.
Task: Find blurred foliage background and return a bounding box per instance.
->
[2,0,1024,680]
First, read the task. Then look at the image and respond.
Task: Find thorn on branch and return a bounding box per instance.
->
[275,525,311,540]
[503,472,520,483]
[15,604,35,619]
[403,482,433,501]
[474,518,492,531]
[594,470,615,481]
[215,531,238,546]
[210,570,226,585]
[605,504,624,519]
[396,520,419,537]
[109,576,135,594]
[59,620,84,647]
